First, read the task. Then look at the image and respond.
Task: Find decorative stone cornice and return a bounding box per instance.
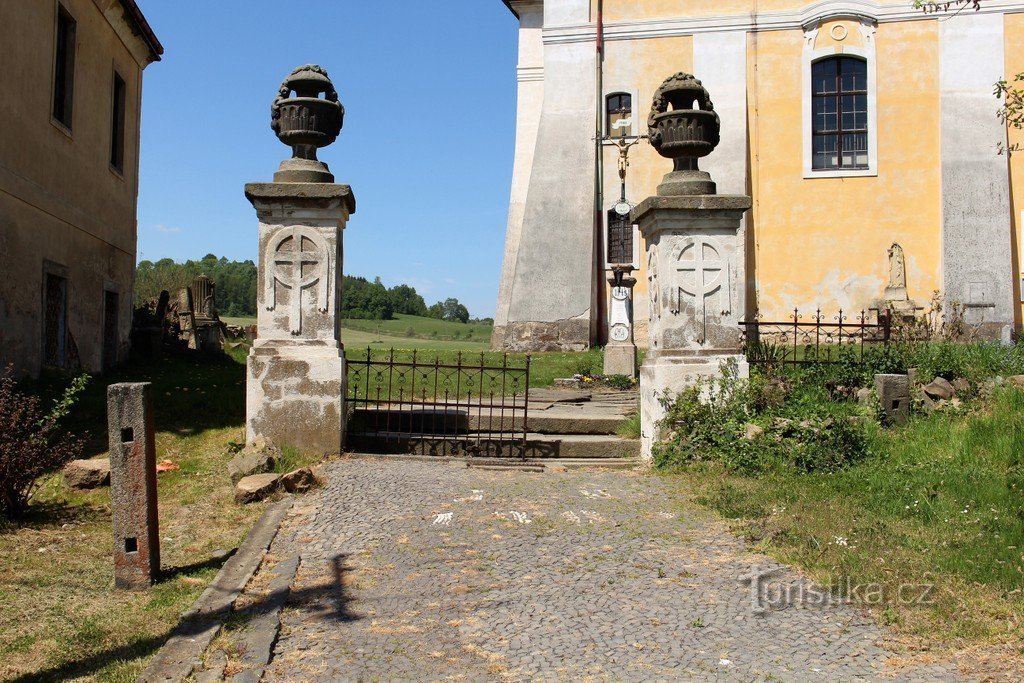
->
[541,0,1024,44]
[517,65,544,83]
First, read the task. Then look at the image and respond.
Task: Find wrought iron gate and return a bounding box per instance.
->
[346,348,530,458]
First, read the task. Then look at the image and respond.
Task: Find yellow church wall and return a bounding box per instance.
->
[599,0,821,23]
[745,21,943,320]
[601,34,694,307]
[1007,13,1024,325]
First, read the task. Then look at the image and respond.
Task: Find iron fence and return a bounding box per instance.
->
[345,348,530,458]
[739,308,892,367]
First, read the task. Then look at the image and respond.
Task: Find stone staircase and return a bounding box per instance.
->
[349,387,641,470]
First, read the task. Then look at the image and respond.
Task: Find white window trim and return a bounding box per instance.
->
[802,19,878,179]
[602,86,640,140]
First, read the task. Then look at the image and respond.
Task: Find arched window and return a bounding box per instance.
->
[811,56,868,170]
[606,92,632,138]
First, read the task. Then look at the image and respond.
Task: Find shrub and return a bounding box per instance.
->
[570,356,596,377]
[653,361,872,475]
[0,370,88,518]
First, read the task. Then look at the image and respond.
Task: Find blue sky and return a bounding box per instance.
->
[135,1,519,318]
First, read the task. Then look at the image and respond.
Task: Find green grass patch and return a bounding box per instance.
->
[672,386,1024,649]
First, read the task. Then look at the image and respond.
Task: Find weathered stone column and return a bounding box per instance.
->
[245,65,355,456]
[108,382,159,589]
[603,272,637,377]
[632,73,752,462]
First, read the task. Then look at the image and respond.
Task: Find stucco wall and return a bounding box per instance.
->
[0,0,150,375]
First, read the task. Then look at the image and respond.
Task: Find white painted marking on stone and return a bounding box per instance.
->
[454,490,484,503]
[496,510,532,524]
[581,510,604,524]
[563,511,581,525]
[433,513,453,526]
[580,487,611,499]
[658,511,675,519]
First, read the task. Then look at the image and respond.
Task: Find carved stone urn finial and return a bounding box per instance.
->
[270,64,344,183]
[647,72,721,195]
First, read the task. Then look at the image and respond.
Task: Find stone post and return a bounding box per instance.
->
[603,272,637,377]
[632,73,752,462]
[108,382,159,589]
[245,65,355,456]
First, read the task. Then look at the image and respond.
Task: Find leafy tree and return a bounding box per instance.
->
[387,284,428,316]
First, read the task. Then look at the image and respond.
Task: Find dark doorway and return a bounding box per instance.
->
[103,290,119,371]
[44,273,68,368]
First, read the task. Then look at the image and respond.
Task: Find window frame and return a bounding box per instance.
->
[110,69,127,175]
[51,2,77,133]
[41,260,70,370]
[801,21,878,179]
[811,56,869,171]
[603,89,638,139]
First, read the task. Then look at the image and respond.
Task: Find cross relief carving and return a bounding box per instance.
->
[264,226,330,335]
[670,237,732,343]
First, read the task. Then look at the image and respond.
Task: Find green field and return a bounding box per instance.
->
[222,314,493,351]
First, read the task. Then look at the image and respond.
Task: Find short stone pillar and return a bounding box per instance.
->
[603,273,637,377]
[107,382,159,589]
[874,373,910,425]
[632,73,752,462]
[245,65,355,456]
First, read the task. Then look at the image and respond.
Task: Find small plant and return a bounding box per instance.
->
[616,411,641,439]
[604,374,637,391]
[0,369,88,518]
[570,356,597,377]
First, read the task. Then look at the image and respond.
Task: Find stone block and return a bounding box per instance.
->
[603,344,637,378]
[64,458,110,489]
[227,444,277,484]
[874,374,910,425]
[107,382,159,590]
[235,473,281,504]
[247,346,345,456]
[640,352,748,461]
[923,377,955,400]
[742,423,764,440]
[280,467,317,494]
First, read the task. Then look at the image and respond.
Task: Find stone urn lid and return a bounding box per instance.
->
[647,72,721,195]
[270,64,344,183]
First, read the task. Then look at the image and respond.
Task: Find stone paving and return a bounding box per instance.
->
[259,459,965,682]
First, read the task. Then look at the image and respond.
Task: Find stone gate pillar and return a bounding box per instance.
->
[632,73,752,462]
[245,65,355,456]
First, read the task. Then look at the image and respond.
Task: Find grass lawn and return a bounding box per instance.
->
[669,386,1024,669]
[0,348,317,682]
[222,314,493,348]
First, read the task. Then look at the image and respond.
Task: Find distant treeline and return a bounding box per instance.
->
[135,255,483,323]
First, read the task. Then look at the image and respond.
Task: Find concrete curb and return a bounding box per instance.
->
[226,553,301,683]
[137,498,293,683]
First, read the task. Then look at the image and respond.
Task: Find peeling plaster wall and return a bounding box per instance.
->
[0,0,151,375]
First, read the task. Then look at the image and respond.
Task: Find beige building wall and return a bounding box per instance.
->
[0,0,160,376]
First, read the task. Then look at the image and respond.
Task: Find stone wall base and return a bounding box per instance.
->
[246,343,346,456]
[603,343,637,377]
[491,319,591,352]
[640,352,748,463]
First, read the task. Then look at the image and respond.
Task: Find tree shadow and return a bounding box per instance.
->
[156,549,235,583]
[10,552,360,682]
[31,348,251,458]
[0,499,108,533]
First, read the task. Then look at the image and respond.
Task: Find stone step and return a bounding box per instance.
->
[352,408,634,436]
[348,432,641,460]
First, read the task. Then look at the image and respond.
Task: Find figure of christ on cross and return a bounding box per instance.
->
[265,226,330,335]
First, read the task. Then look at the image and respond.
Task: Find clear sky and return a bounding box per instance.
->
[135,1,519,319]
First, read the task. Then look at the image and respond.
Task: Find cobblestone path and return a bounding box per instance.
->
[260,460,963,682]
